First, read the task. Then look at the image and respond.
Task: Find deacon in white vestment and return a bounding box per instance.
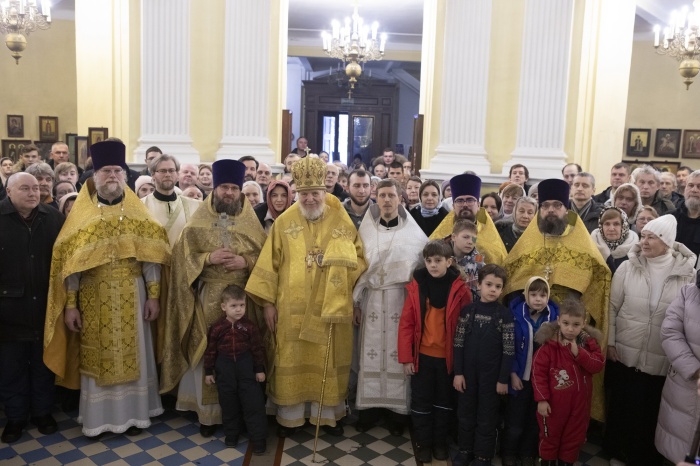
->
[352,179,428,434]
[142,154,202,246]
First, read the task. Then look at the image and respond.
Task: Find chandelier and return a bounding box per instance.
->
[321,3,387,98]
[653,2,700,89]
[0,0,52,64]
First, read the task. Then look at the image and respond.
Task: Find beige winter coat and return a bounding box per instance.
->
[608,242,696,376]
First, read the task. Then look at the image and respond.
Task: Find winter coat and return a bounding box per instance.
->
[655,280,700,463]
[397,267,471,373]
[673,204,700,268]
[495,220,521,253]
[509,294,559,393]
[608,242,696,376]
[0,198,64,342]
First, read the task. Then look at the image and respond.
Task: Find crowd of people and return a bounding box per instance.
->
[0,138,699,466]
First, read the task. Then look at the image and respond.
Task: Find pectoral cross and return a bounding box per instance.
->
[304,147,310,157]
[377,268,388,286]
[213,213,234,249]
[305,248,324,269]
[544,264,553,281]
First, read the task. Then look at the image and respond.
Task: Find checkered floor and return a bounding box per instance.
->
[0,403,615,465]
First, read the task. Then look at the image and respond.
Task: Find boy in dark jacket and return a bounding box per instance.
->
[502,276,559,466]
[531,298,605,466]
[398,240,472,463]
[204,285,267,453]
[452,264,515,466]
[451,219,485,300]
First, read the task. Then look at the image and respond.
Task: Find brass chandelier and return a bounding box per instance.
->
[653,1,700,89]
[0,0,52,64]
[321,3,387,98]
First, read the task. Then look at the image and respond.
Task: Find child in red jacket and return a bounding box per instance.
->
[398,240,472,463]
[531,298,605,466]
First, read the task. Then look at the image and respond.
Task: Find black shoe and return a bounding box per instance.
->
[355,416,376,433]
[200,424,217,437]
[224,435,238,447]
[1,421,26,444]
[252,438,266,454]
[452,450,474,466]
[502,455,518,466]
[432,443,448,460]
[277,425,297,438]
[415,444,432,463]
[31,414,58,435]
[321,423,344,436]
[386,418,405,436]
[125,426,142,436]
[85,432,105,441]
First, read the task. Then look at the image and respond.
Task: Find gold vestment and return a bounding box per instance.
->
[429,207,507,266]
[245,195,366,408]
[44,180,170,389]
[503,211,611,420]
[159,195,266,400]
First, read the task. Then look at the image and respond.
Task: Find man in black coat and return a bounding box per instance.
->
[0,173,65,443]
[673,170,700,268]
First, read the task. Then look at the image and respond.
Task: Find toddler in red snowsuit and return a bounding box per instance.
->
[531,298,605,466]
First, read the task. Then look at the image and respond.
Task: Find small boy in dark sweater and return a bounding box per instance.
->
[398,240,472,463]
[453,264,515,466]
[204,285,267,454]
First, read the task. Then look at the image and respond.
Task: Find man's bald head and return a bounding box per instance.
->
[256,162,272,187]
[6,172,41,216]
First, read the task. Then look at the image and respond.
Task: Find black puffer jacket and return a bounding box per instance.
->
[0,197,64,342]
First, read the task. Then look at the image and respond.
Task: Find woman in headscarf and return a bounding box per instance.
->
[253,179,292,233]
[441,179,453,211]
[495,196,537,252]
[409,179,449,237]
[241,180,263,208]
[591,206,638,274]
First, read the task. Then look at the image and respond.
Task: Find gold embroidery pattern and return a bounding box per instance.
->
[146,282,160,299]
[332,227,353,240]
[65,291,77,309]
[79,260,140,386]
[284,220,304,239]
[330,274,343,288]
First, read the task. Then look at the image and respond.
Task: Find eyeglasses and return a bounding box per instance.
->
[155,168,177,174]
[99,168,124,176]
[453,197,478,206]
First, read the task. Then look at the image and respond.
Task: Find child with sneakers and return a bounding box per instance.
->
[453,264,515,466]
[398,240,472,463]
[502,277,559,466]
[204,285,267,454]
[451,219,485,301]
[531,298,604,466]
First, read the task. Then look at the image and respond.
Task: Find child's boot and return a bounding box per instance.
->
[415,444,432,463]
[452,450,474,466]
[251,438,266,455]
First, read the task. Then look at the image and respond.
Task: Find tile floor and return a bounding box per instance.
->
[0,403,615,465]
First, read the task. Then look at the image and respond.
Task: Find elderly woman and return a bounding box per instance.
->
[135,175,155,198]
[655,270,700,463]
[441,179,453,211]
[609,182,642,227]
[254,179,292,233]
[495,196,537,252]
[409,179,449,237]
[242,180,263,208]
[635,205,658,234]
[606,215,696,465]
[591,206,638,275]
[480,192,501,222]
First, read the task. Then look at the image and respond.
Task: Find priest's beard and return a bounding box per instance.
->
[300,203,326,221]
[213,193,242,216]
[95,177,126,200]
[538,214,567,236]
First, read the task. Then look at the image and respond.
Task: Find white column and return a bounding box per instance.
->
[135,0,198,164]
[421,0,493,180]
[216,0,276,162]
[502,0,575,179]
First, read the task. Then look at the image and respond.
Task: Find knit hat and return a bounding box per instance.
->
[212,159,246,188]
[524,276,550,297]
[450,174,481,200]
[538,179,570,208]
[135,175,154,194]
[642,215,677,248]
[292,156,326,191]
[91,141,128,171]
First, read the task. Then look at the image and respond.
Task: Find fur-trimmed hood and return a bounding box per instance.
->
[534,320,603,347]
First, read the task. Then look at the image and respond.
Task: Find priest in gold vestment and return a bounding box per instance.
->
[246,156,366,437]
[429,174,507,266]
[44,141,170,437]
[159,159,266,437]
[503,179,610,421]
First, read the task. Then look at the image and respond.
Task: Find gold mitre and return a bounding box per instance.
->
[292,156,326,191]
